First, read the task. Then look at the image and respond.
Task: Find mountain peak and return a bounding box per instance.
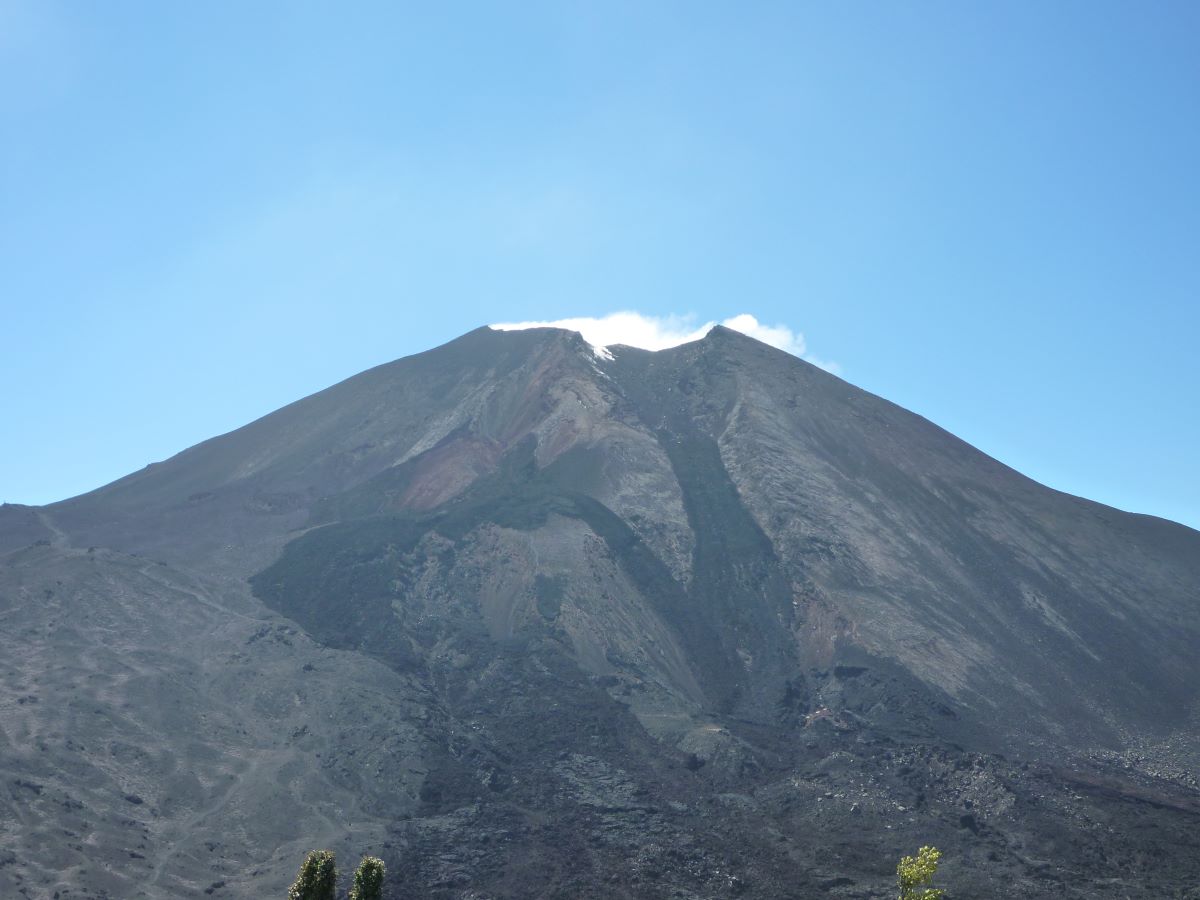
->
[6,324,1199,897]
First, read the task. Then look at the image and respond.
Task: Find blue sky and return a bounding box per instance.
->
[2,1,1198,530]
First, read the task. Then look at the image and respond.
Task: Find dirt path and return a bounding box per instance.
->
[35,510,69,549]
[146,754,265,889]
[135,562,271,627]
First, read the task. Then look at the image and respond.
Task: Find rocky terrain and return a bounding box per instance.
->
[2,325,1198,898]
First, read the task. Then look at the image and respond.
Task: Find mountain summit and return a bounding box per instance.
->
[2,325,1198,898]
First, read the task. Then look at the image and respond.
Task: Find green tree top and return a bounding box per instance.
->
[349,856,386,900]
[897,845,944,900]
[288,849,337,900]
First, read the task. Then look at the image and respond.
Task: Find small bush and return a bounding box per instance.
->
[349,856,386,900]
[897,845,944,900]
[288,849,337,900]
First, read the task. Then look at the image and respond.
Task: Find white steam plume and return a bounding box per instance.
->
[491,311,839,373]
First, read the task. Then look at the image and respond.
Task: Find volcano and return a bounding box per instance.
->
[2,325,1198,899]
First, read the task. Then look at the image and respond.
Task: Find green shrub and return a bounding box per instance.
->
[349,856,386,900]
[288,849,337,900]
[897,845,944,900]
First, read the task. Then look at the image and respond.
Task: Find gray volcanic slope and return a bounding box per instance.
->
[2,325,1198,899]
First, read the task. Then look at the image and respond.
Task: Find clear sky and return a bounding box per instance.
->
[3,1,1198,530]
